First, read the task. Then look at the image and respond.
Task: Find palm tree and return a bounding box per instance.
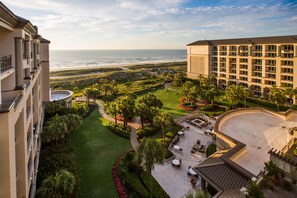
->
[153,111,174,145]
[105,101,119,124]
[284,87,297,106]
[136,102,150,128]
[116,94,136,127]
[42,114,67,143]
[82,87,94,105]
[134,138,165,197]
[246,181,264,198]
[172,73,183,94]
[269,87,286,111]
[225,85,250,108]
[186,191,211,198]
[140,93,163,109]
[37,170,77,198]
[61,114,82,146]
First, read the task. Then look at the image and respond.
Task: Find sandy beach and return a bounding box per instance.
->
[50,60,186,72]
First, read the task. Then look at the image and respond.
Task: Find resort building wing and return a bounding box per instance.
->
[187,35,297,98]
[0,2,50,198]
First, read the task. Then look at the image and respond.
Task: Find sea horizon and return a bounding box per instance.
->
[50,49,187,70]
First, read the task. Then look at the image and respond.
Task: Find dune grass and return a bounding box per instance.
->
[71,109,131,198]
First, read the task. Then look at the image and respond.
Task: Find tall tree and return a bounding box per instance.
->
[172,73,184,94]
[134,138,165,197]
[139,93,163,110]
[42,114,67,143]
[105,101,119,124]
[153,111,174,145]
[37,170,77,198]
[136,102,150,128]
[284,87,297,106]
[181,81,198,105]
[269,87,286,111]
[82,87,94,105]
[225,85,250,108]
[116,94,136,127]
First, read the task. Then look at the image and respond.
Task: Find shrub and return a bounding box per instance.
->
[72,101,89,117]
[246,97,289,111]
[164,149,174,159]
[136,126,158,139]
[37,143,79,187]
[117,152,150,198]
[165,131,175,138]
[139,171,170,198]
[107,122,130,139]
[206,144,217,157]
[200,104,219,111]
[283,180,292,191]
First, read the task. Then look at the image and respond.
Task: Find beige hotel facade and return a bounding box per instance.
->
[187,35,297,99]
[0,2,50,198]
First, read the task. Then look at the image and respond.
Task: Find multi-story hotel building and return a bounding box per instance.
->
[0,2,50,198]
[187,35,297,98]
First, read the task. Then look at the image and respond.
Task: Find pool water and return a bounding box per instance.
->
[51,93,70,101]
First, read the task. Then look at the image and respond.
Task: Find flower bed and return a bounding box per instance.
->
[112,152,129,198]
[178,97,197,110]
[178,103,195,111]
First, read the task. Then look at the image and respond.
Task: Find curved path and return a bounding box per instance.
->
[96,100,140,149]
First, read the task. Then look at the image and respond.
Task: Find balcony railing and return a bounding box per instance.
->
[0,55,12,74]
[0,91,22,113]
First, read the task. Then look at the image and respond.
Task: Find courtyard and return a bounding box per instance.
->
[152,115,215,198]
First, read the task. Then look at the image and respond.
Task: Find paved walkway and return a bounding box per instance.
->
[96,100,140,149]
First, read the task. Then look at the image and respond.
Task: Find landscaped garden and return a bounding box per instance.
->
[71,110,131,198]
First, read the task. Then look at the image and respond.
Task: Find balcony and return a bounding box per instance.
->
[0,55,13,74]
[0,90,22,113]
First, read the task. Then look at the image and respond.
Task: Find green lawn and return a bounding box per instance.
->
[138,88,191,118]
[71,109,131,198]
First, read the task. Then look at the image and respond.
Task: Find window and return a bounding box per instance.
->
[281,68,293,73]
[281,60,293,66]
[282,75,293,81]
[240,58,248,63]
[254,45,262,51]
[266,45,276,51]
[230,46,237,51]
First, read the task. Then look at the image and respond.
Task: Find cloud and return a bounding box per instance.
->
[3,0,297,49]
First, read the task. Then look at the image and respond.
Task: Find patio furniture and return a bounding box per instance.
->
[172,159,180,166]
[192,144,199,151]
[178,131,185,136]
[174,145,180,151]
[199,145,205,153]
[189,168,197,176]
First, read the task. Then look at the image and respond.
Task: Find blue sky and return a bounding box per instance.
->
[3,0,297,49]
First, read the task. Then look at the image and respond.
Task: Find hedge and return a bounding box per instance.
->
[107,122,130,139]
[136,126,159,139]
[246,97,289,111]
[139,171,170,198]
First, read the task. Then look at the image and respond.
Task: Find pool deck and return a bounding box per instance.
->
[219,112,297,176]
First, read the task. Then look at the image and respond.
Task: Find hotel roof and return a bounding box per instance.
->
[187,35,297,46]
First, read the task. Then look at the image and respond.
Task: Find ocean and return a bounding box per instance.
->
[50,49,187,70]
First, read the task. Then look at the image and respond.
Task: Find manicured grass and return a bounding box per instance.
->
[71,109,131,198]
[138,88,191,118]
